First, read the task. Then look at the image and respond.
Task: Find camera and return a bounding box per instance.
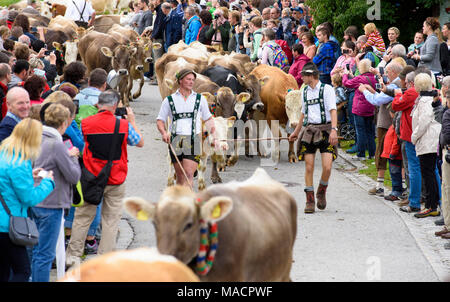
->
[345,63,350,70]
[342,49,350,54]
[420,90,438,97]
[115,107,127,118]
[375,83,382,91]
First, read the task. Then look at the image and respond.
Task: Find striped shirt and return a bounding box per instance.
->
[361,31,386,56]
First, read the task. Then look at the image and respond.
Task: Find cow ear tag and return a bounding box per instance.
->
[212,204,221,219]
[242,96,247,103]
[137,210,149,221]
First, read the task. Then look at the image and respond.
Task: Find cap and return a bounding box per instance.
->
[290,7,304,13]
[176,69,196,82]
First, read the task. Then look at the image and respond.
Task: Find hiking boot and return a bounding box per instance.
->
[304,190,315,214]
[399,205,420,213]
[414,208,440,218]
[434,218,445,226]
[369,187,384,196]
[316,183,327,210]
[84,239,98,255]
[435,227,450,237]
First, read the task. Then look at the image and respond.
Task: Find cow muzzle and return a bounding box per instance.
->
[136,65,144,71]
[145,57,152,63]
[118,69,128,76]
[253,102,264,111]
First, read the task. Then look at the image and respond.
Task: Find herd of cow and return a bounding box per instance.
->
[5,1,306,282]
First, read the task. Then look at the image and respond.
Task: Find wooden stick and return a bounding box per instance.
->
[168,142,193,190]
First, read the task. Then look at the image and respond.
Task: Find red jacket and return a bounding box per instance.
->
[82,110,129,185]
[381,125,402,160]
[0,82,7,119]
[391,87,419,143]
[288,54,310,87]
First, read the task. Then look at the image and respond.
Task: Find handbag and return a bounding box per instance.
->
[0,193,39,247]
[80,118,120,205]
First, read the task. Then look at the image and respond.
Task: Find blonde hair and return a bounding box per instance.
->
[44,103,70,129]
[29,56,45,70]
[0,26,10,39]
[364,23,377,35]
[282,8,291,17]
[43,91,72,104]
[391,57,406,68]
[358,59,372,74]
[331,73,342,87]
[388,27,400,37]
[0,118,42,164]
[414,73,433,92]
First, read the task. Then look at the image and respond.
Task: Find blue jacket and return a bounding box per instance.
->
[165,4,184,51]
[65,120,84,151]
[313,40,339,75]
[0,152,54,233]
[0,114,19,144]
[74,87,102,106]
[185,15,201,45]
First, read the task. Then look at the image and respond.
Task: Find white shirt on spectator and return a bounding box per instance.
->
[301,81,337,124]
[157,90,213,135]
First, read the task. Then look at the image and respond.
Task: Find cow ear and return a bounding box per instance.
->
[236,92,251,103]
[227,116,236,127]
[153,43,162,50]
[130,47,137,56]
[200,196,233,223]
[52,42,62,51]
[259,76,270,87]
[201,92,215,105]
[165,79,174,90]
[123,197,156,221]
[101,47,113,58]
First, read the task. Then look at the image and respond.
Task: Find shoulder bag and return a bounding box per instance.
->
[0,193,39,247]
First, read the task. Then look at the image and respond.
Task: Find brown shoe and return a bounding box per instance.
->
[397,199,410,207]
[435,227,449,237]
[441,232,450,239]
[316,183,327,210]
[304,190,315,214]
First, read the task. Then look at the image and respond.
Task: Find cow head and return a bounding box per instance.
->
[123,188,234,264]
[209,116,236,152]
[53,40,79,65]
[234,92,251,120]
[215,87,237,118]
[101,45,137,76]
[285,89,303,129]
[238,74,268,113]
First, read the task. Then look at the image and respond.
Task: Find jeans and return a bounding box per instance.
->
[30,207,63,282]
[64,202,102,237]
[389,159,403,196]
[354,115,376,158]
[0,233,31,282]
[404,141,422,208]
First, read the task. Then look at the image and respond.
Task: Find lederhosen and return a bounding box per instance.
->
[167,93,202,163]
[73,0,88,28]
[297,83,337,161]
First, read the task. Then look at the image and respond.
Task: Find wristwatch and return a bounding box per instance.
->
[331,127,338,132]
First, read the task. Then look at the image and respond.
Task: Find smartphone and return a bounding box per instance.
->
[63,139,73,150]
[346,63,350,70]
[115,107,127,118]
[38,170,49,178]
[379,67,384,75]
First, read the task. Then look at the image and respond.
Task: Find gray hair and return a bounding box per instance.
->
[161,2,171,10]
[414,73,432,92]
[386,62,403,75]
[0,63,11,78]
[98,89,120,106]
[391,44,406,58]
[442,76,450,88]
[185,6,196,17]
[405,71,415,83]
[263,28,276,40]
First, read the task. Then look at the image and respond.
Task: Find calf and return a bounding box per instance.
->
[124,168,297,281]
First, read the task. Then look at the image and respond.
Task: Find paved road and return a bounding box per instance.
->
[60,80,450,282]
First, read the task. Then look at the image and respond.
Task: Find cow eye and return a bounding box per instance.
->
[183,222,193,232]
[246,89,252,93]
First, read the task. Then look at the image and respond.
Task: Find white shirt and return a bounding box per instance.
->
[64,0,94,22]
[157,90,213,135]
[301,81,337,124]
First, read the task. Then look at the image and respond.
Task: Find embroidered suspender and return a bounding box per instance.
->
[167,93,202,146]
[303,83,326,126]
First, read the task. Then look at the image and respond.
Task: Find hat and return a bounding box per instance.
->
[230,3,242,10]
[291,7,304,13]
[301,62,319,76]
[176,69,196,82]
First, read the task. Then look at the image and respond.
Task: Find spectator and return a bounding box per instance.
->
[260,28,283,66]
[207,7,231,51]
[151,0,167,62]
[30,103,81,282]
[407,31,425,66]
[18,34,30,47]
[289,43,310,87]
[24,75,46,105]
[344,25,358,43]
[137,0,153,35]
[331,40,356,77]
[6,11,18,30]
[301,31,316,60]
[378,44,415,69]
[228,10,245,54]
[270,7,280,20]
[313,26,338,85]
[12,14,43,43]
[0,87,30,143]
[355,35,381,69]
[360,23,386,59]
[296,25,309,43]
[318,22,341,60]
[412,17,442,76]
[8,59,29,89]
[279,8,293,46]
[164,0,184,51]
[0,63,11,120]
[184,6,202,45]
[9,26,23,41]
[22,0,40,15]
[197,9,213,45]
[291,7,307,27]
[129,1,143,32]
[66,90,144,267]
[3,39,14,55]
[411,73,441,218]
[30,40,58,87]
[385,27,400,55]
[0,118,54,282]
[13,42,30,61]
[64,0,96,28]
[245,16,263,62]
[440,22,450,76]
[331,73,347,113]
[261,7,270,21]
[341,59,377,160]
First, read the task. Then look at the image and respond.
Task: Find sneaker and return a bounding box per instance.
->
[399,205,421,213]
[384,194,400,201]
[397,199,410,207]
[345,145,358,154]
[368,187,384,196]
[414,208,440,218]
[434,218,445,226]
[84,239,98,255]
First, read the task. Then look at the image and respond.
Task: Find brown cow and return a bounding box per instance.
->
[48,15,78,40]
[51,3,66,17]
[250,64,299,163]
[124,167,297,281]
[60,248,199,282]
[92,15,121,33]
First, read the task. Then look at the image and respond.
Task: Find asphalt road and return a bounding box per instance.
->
[59,80,450,282]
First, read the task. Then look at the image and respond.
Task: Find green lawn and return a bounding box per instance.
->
[0,0,21,6]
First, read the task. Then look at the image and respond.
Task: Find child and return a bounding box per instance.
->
[382,106,404,201]
[331,73,347,124]
[280,8,294,45]
[361,23,386,58]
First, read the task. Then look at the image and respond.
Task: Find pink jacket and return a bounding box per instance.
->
[342,73,376,117]
[289,54,310,87]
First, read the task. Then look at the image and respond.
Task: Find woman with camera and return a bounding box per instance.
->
[331,40,356,77]
[205,7,231,51]
[411,73,442,218]
[0,118,55,282]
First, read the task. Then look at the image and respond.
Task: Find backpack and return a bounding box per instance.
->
[266,43,289,69]
[275,39,293,64]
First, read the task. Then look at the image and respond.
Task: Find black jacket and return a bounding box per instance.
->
[440,42,450,76]
[152,4,166,40]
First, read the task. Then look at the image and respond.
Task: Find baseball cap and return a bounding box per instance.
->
[291,7,304,13]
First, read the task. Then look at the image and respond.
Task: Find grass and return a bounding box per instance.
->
[0,0,21,6]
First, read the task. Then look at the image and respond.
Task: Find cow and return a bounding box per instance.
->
[123,167,298,281]
[59,248,200,282]
[284,89,303,134]
[92,15,121,33]
[48,15,79,40]
[249,64,299,163]
[51,3,66,17]
[78,31,136,106]
[107,23,139,44]
[207,53,256,77]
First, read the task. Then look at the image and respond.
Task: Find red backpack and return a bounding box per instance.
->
[275,40,293,65]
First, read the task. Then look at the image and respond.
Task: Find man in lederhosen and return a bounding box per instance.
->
[156,69,218,188]
[289,62,338,214]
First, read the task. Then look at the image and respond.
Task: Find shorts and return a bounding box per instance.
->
[297,130,338,161]
[169,135,201,164]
